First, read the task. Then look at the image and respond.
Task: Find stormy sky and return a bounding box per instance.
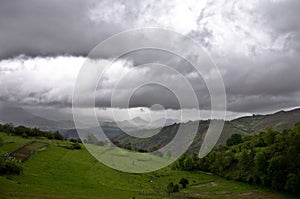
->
[0,0,300,121]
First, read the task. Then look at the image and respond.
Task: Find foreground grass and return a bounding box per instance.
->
[0,132,297,199]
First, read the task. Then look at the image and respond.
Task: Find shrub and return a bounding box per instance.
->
[0,137,3,146]
[0,158,22,175]
[53,131,64,140]
[166,182,179,194]
[85,133,98,144]
[96,141,104,146]
[284,173,300,194]
[71,143,82,150]
[226,134,243,146]
[179,178,189,188]
[69,138,77,143]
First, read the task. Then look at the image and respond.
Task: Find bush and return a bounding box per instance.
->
[96,141,104,146]
[285,173,300,194]
[0,137,3,146]
[179,178,189,188]
[85,133,98,145]
[0,158,22,175]
[226,134,243,146]
[71,143,82,150]
[167,182,179,194]
[69,138,78,143]
[53,131,64,140]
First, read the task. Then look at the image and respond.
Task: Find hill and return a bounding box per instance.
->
[113,108,300,154]
[0,132,297,199]
[0,106,75,131]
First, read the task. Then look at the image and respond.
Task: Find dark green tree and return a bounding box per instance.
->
[285,173,300,194]
[85,133,98,144]
[226,133,243,146]
[53,131,64,140]
[183,155,194,170]
[166,182,179,194]
[179,178,189,188]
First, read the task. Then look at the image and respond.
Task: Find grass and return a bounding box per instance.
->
[8,141,48,161]
[0,134,34,156]
[0,132,298,199]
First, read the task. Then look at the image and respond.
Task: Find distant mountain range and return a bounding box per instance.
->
[113,108,300,153]
[1,105,300,151]
[0,106,75,131]
[61,117,180,139]
[0,106,180,139]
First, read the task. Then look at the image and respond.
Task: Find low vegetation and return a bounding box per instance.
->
[0,157,22,175]
[0,123,64,140]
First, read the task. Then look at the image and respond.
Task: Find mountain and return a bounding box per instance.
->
[120,117,180,129]
[131,116,148,125]
[225,108,300,136]
[0,106,75,131]
[60,125,124,140]
[151,118,180,127]
[112,108,300,154]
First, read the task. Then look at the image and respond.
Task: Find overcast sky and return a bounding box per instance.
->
[0,0,300,121]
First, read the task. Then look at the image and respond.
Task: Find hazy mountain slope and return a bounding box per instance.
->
[0,106,75,131]
[251,108,300,133]
[113,108,300,154]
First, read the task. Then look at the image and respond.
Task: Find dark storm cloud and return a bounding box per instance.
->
[257,0,300,52]
[0,0,122,59]
[0,0,300,116]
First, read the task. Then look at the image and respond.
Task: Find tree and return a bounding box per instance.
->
[254,152,267,173]
[183,155,194,170]
[285,173,300,194]
[0,137,3,146]
[263,128,278,146]
[173,184,179,192]
[267,156,287,189]
[167,150,172,158]
[71,143,81,150]
[179,178,189,188]
[166,182,179,194]
[53,131,64,140]
[226,134,243,146]
[85,133,98,144]
[126,143,132,150]
[96,140,104,146]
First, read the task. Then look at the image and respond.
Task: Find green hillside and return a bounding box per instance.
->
[0,132,297,199]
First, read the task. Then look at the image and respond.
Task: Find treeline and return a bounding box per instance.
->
[173,122,300,195]
[0,123,64,140]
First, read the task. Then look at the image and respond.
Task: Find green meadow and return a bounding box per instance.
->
[0,132,297,199]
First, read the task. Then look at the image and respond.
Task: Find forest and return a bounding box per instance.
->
[173,122,300,195]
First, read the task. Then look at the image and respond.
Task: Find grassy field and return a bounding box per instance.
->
[0,132,297,199]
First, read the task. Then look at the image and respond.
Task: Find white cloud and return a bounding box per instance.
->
[89,0,208,34]
[0,56,83,105]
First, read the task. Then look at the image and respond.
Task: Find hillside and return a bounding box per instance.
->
[0,132,297,199]
[0,106,75,131]
[113,108,300,154]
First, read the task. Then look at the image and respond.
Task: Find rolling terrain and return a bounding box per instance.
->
[113,108,300,153]
[0,132,297,199]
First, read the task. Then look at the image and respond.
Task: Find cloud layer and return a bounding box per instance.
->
[0,0,300,117]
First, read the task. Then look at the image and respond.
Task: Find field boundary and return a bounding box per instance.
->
[6,141,49,162]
